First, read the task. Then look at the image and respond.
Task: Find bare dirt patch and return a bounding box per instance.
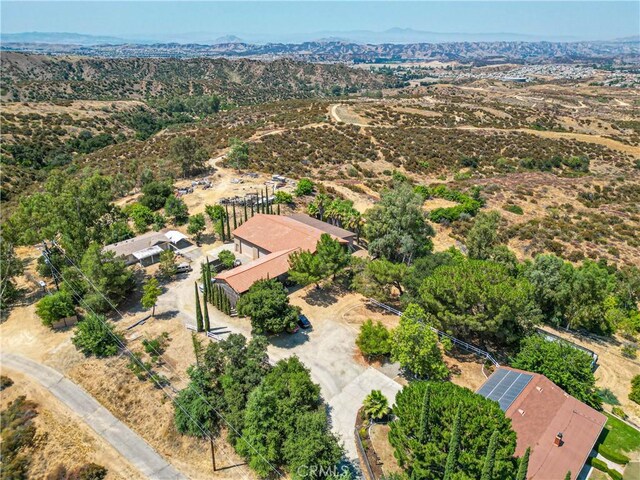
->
[369,423,403,477]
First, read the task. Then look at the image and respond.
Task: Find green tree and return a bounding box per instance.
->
[480,430,499,480]
[364,183,434,264]
[524,254,574,326]
[141,277,161,316]
[158,249,177,278]
[288,250,326,288]
[236,279,298,334]
[72,313,122,357]
[226,138,249,170]
[352,258,407,302]
[195,283,203,332]
[171,136,208,177]
[202,287,210,332]
[443,406,462,480]
[238,357,342,478]
[466,211,501,260]
[390,304,448,380]
[516,447,531,480]
[218,250,236,270]
[388,381,517,480]
[295,178,314,196]
[566,261,617,334]
[512,335,602,409]
[274,191,293,204]
[187,213,206,243]
[125,203,155,233]
[362,390,390,420]
[140,181,173,211]
[420,259,541,348]
[164,195,189,225]
[316,233,350,280]
[0,240,23,309]
[79,243,135,313]
[36,291,75,327]
[418,385,431,443]
[356,319,391,359]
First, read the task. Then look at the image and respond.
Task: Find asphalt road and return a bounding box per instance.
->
[1,353,186,480]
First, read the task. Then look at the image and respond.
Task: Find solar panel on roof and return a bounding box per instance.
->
[477,369,533,411]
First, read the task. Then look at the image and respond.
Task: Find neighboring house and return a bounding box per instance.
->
[215,214,353,305]
[103,229,190,266]
[477,366,607,480]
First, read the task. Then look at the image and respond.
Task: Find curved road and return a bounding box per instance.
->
[1,353,186,480]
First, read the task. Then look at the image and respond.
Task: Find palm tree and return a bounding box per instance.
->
[363,390,390,420]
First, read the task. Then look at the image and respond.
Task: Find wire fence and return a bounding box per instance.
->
[367,298,500,367]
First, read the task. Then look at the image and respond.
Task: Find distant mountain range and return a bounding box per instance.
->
[2,38,638,64]
[1,28,583,46]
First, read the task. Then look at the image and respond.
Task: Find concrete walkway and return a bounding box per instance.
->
[1,353,186,480]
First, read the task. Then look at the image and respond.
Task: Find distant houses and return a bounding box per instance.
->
[477,366,607,480]
[214,214,355,306]
[103,229,190,266]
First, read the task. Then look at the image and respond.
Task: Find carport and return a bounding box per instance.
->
[133,245,164,266]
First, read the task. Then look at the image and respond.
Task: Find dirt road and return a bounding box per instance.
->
[1,353,187,480]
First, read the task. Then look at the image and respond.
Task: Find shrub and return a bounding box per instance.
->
[356,319,391,359]
[621,344,637,359]
[608,470,623,480]
[36,291,76,328]
[274,191,293,204]
[588,457,608,472]
[218,250,236,269]
[0,375,13,391]
[295,178,314,196]
[72,313,123,357]
[597,445,629,465]
[630,375,640,404]
[598,388,620,405]
[503,204,524,215]
[611,406,627,419]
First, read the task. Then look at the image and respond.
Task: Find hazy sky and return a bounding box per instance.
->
[2,1,639,40]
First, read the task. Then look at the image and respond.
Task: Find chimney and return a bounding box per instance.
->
[554,432,564,447]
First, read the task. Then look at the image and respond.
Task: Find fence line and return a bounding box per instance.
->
[367,298,500,367]
[354,427,375,480]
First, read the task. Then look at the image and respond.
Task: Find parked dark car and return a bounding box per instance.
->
[297,314,312,329]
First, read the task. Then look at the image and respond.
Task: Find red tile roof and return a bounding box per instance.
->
[215,248,297,294]
[483,367,607,480]
[231,214,346,254]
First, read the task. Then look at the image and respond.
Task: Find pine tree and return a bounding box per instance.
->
[516,447,530,480]
[480,430,499,480]
[195,283,203,332]
[232,204,238,229]
[418,385,431,443]
[443,406,462,480]
[202,286,210,331]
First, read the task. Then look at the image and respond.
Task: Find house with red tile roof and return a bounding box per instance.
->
[477,366,607,480]
[214,214,354,305]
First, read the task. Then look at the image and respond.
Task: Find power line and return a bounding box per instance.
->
[49,244,283,477]
[44,256,253,480]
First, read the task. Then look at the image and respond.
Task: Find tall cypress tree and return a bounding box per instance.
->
[516,447,531,480]
[418,385,431,444]
[251,200,254,217]
[443,406,462,480]
[219,217,226,242]
[277,203,281,215]
[194,283,203,332]
[563,471,571,480]
[266,187,271,214]
[480,430,499,480]
[225,205,231,239]
[203,286,210,331]
[232,204,238,229]
[244,202,248,221]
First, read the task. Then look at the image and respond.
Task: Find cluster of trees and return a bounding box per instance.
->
[1,395,39,479]
[175,335,342,478]
[236,279,299,334]
[389,381,518,480]
[356,304,449,380]
[306,195,363,238]
[288,234,350,287]
[415,184,483,224]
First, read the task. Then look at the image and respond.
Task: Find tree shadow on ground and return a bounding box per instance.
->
[302,281,349,307]
[154,309,180,321]
[269,329,310,349]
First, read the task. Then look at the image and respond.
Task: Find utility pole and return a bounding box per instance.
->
[42,241,60,291]
[209,437,217,473]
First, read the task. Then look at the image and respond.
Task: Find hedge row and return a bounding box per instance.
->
[597,445,630,465]
[588,456,624,480]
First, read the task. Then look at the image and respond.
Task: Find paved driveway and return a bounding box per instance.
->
[1,353,186,480]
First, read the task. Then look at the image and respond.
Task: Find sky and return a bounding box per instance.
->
[2,1,639,42]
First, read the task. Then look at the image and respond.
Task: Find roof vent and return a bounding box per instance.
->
[518,409,526,416]
[536,386,543,393]
[554,432,564,447]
